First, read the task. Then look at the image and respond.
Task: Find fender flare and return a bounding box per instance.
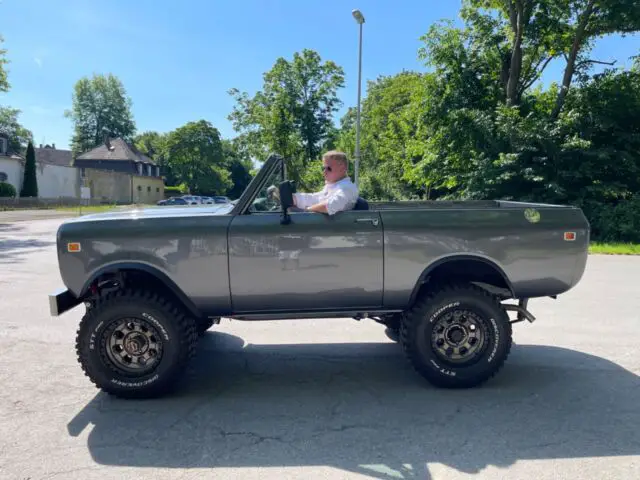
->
[408,254,515,305]
[81,262,202,318]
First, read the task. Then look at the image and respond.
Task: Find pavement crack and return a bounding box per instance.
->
[42,466,97,479]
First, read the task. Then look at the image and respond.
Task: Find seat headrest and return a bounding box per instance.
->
[353,197,369,210]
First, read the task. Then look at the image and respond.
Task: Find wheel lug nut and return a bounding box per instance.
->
[436,339,445,347]
[446,347,454,356]
[460,347,468,355]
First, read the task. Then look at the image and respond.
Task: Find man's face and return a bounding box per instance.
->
[322,157,346,184]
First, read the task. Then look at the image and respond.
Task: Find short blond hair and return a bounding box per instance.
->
[322,150,349,168]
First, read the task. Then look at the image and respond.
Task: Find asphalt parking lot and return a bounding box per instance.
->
[1,217,639,479]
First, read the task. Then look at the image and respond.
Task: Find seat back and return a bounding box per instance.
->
[353,197,369,210]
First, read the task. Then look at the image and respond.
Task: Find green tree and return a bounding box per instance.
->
[133,131,179,186]
[0,35,10,93]
[222,138,253,199]
[164,120,231,195]
[20,141,38,197]
[65,73,136,157]
[228,49,345,188]
[551,0,640,117]
[336,72,433,200]
[0,107,32,154]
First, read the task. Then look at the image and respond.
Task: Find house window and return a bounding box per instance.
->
[147,164,152,176]
[156,166,160,177]
[147,186,151,192]
[0,138,7,154]
[137,163,143,175]
[137,185,142,191]
[0,172,7,182]
[156,187,160,193]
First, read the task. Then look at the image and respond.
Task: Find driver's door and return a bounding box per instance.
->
[227,167,383,313]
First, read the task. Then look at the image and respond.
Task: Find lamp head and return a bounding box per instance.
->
[352,9,365,24]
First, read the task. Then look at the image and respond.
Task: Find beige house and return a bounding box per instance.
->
[74,137,165,204]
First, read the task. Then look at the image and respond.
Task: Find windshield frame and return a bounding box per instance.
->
[230,154,284,215]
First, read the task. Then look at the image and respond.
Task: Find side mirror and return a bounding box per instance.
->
[279,180,296,225]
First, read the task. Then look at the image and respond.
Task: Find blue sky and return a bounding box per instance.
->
[0,0,638,151]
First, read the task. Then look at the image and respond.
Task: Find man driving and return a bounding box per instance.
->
[292,150,359,215]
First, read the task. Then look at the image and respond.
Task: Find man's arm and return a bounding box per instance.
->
[293,191,324,209]
[305,188,355,215]
[305,201,328,213]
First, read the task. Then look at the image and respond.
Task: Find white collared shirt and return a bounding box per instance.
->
[294,177,359,215]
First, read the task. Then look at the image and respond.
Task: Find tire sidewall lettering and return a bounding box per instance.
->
[487,317,499,364]
[81,301,179,391]
[111,374,160,388]
[429,302,460,323]
[142,312,170,342]
[414,292,508,382]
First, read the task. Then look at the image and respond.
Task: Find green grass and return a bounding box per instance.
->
[589,242,640,255]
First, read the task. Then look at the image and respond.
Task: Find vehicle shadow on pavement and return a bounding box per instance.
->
[0,223,55,264]
[67,331,640,479]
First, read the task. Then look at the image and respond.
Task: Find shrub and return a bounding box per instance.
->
[585,195,640,243]
[0,181,17,198]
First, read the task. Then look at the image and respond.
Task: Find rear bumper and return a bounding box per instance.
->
[49,288,82,316]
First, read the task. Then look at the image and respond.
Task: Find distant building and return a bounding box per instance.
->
[0,136,79,198]
[74,137,164,204]
[74,137,161,177]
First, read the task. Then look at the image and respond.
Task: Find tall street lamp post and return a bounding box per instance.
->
[352,9,365,187]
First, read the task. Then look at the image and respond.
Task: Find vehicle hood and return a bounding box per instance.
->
[62,204,234,223]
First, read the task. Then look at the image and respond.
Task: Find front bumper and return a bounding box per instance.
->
[49,288,82,316]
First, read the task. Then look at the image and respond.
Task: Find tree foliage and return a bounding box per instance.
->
[65,73,136,157]
[0,182,16,198]
[133,131,179,186]
[222,138,253,199]
[0,107,32,154]
[334,0,640,242]
[228,49,345,188]
[164,120,231,195]
[0,35,9,93]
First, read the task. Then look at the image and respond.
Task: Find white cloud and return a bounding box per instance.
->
[34,57,43,67]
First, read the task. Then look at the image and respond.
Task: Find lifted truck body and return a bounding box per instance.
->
[49,154,590,398]
[51,154,589,319]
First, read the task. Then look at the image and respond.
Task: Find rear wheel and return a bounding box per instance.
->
[400,283,512,388]
[75,289,198,399]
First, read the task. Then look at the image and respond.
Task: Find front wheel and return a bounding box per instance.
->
[400,283,512,388]
[75,289,198,399]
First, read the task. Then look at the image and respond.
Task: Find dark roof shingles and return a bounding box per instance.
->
[76,138,156,165]
[34,148,73,167]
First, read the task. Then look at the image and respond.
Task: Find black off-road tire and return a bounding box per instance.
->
[75,289,198,399]
[400,283,512,388]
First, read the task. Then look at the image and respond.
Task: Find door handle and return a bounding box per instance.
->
[355,217,379,226]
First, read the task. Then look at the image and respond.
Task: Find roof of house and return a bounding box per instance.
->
[76,138,156,165]
[35,147,73,167]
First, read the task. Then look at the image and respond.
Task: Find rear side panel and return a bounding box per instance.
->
[380,205,590,308]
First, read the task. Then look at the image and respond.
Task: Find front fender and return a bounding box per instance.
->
[81,261,202,318]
